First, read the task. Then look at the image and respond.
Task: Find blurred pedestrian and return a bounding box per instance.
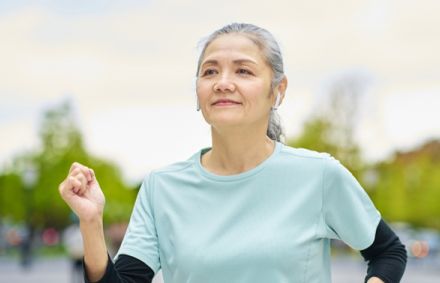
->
[19,225,34,270]
[63,214,84,283]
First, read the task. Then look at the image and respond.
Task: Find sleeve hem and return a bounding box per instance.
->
[365,274,388,283]
[83,254,113,283]
[115,247,160,274]
[352,213,381,250]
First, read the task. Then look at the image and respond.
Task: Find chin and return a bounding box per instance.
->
[207,118,244,129]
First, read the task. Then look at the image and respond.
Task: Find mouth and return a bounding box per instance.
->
[212,99,242,106]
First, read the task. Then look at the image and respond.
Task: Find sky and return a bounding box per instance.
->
[1,0,439,183]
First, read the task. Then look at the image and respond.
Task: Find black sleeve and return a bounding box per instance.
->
[83,254,155,283]
[360,219,407,283]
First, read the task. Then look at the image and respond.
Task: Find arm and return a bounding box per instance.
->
[81,218,109,281]
[361,219,407,283]
[59,162,108,281]
[60,163,157,282]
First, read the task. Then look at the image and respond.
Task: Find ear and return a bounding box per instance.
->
[273,76,288,106]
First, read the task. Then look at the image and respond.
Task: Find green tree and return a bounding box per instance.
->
[0,171,24,221]
[370,140,440,229]
[0,101,137,230]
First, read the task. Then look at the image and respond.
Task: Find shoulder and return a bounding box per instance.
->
[276,144,349,178]
[136,156,197,203]
[278,143,333,162]
[141,150,201,184]
[153,159,194,175]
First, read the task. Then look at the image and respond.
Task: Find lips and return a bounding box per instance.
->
[212,99,242,105]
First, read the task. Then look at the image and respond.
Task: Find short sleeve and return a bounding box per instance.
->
[115,173,161,273]
[320,156,381,250]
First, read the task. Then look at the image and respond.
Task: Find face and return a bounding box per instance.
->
[196,34,280,130]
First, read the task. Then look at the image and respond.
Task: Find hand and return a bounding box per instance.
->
[59,162,105,222]
[367,277,385,283]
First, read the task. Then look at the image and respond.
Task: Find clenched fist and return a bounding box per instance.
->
[59,162,105,222]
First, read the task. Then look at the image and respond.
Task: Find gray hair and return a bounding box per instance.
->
[196,23,285,142]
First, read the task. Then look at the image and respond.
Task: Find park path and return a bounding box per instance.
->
[0,256,438,283]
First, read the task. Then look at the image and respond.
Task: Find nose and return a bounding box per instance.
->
[213,74,236,93]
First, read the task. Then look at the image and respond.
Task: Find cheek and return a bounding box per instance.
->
[196,82,211,100]
[247,84,272,107]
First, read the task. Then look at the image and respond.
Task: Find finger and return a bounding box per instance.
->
[88,168,96,183]
[69,162,92,179]
[69,162,83,174]
[66,176,82,195]
[74,173,88,194]
[70,167,81,177]
[71,165,93,183]
[58,180,67,195]
[86,168,93,183]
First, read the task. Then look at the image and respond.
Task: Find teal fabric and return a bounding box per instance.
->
[115,142,381,283]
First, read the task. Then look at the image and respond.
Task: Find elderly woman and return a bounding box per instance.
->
[59,23,407,283]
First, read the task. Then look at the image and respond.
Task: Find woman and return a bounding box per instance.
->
[59,23,407,283]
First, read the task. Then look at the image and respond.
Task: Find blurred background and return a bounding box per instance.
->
[0,0,439,282]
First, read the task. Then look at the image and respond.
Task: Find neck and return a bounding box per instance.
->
[202,125,276,175]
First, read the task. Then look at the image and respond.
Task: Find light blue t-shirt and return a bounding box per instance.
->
[116,142,380,283]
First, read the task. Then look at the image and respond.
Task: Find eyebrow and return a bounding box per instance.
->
[201,58,258,67]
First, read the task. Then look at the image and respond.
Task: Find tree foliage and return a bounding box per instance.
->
[0,102,137,229]
[368,141,440,229]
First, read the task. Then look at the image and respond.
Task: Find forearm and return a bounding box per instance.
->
[81,218,109,282]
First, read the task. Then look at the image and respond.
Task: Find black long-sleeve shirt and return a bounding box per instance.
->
[84,218,407,283]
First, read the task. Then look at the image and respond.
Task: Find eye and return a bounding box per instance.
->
[237,68,253,76]
[201,68,218,77]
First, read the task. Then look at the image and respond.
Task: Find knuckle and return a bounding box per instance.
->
[71,167,80,176]
[70,161,83,172]
[67,176,78,187]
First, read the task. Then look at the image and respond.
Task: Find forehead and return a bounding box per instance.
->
[202,33,266,64]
